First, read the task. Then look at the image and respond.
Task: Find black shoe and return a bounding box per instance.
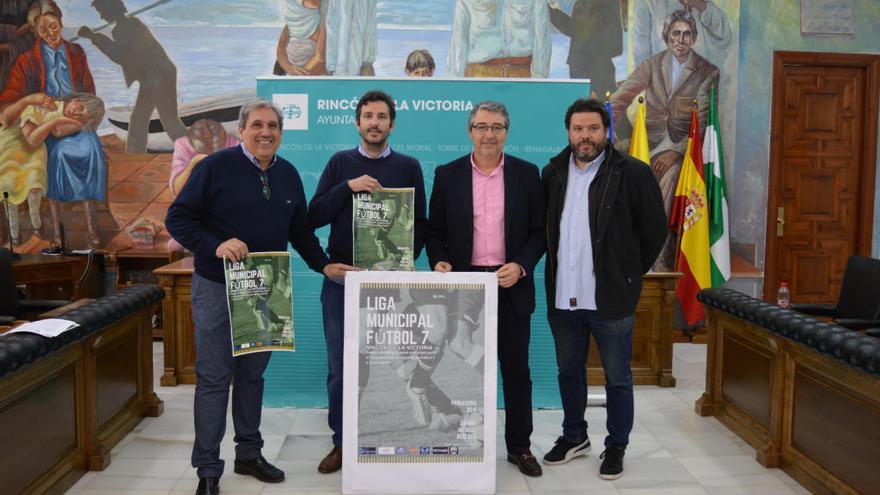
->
[543,435,591,465]
[507,450,543,477]
[195,477,219,495]
[599,444,625,480]
[234,455,285,483]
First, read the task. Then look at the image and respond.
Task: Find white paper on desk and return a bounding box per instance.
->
[4,319,80,338]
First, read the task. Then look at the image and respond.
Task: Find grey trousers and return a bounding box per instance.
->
[191,274,271,479]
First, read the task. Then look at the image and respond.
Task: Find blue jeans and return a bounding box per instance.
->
[547,308,634,448]
[320,277,345,447]
[191,274,271,479]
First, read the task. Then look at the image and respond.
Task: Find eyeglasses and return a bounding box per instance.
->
[470,124,508,135]
[259,172,271,200]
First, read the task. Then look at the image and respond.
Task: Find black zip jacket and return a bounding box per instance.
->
[542,144,668,319]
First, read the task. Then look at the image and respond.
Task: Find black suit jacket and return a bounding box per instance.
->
[427,154,545,317]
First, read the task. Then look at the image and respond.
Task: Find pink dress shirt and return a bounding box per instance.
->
[470,153,506,266]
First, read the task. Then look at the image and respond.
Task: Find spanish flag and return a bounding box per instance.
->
[670,109,711,325]
[629,96,650,165]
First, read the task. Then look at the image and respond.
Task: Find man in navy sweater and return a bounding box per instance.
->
[308,90,428,474]
[166,99,349,495]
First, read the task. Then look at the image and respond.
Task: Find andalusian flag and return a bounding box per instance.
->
[629,97,650,164]
[704,87,730,287]
[670,110,711,325]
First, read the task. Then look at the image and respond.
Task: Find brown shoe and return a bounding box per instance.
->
[507,450,543,477]
[318,446,342,474]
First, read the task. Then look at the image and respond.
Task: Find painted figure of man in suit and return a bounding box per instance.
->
[548,0,622,97]
[427,101,545,477]
[611,9,718,270]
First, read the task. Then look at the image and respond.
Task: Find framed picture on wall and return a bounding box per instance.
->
[801,0,855,35]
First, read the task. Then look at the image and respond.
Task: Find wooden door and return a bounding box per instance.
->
[764,52,880,303]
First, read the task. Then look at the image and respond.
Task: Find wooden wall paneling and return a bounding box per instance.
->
[720,334,773,428]
[780,344,880,495]
[695,310,719,416]
[0,348,88,494]
[697,312,785,467]
[157,262,196,386]
[88,308,165,471]
[140,306,164,418]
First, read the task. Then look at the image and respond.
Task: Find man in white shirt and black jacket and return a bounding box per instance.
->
[541,98,667,480]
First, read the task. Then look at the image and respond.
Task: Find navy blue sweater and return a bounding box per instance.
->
[165,146,329,283]
[308,148,427,265]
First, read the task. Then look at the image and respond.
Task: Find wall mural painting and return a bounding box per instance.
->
[0,0,739,273]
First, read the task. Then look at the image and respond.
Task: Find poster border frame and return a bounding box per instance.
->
[342,271,498,495]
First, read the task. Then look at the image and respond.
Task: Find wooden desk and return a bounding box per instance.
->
[155,258,196,386]
[110,249,183,287]
[112,249,184,338]
[586,272,680,387]
[696,305,880,495]
[12,254,86,300]
[0,298,163,494]
[155,261,680,388]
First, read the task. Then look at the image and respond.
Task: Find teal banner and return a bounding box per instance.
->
[257,77,590,407]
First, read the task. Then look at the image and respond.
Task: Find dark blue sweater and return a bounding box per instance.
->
[165,146,329,283]
[308,148,427,264]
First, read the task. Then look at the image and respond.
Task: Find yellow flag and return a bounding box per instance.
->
[629,100,650,165]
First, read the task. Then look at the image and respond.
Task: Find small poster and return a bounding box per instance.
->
[224,252,294,356]
[352,188,415,271]
[343,271,497,495]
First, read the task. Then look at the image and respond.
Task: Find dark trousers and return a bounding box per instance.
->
[191,274,271,479]
[320,277,345,447]
[497,285,534,453]
[547,308,634,448]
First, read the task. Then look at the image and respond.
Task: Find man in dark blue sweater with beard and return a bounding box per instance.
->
[308,90,428,474]
[166,99,350,495]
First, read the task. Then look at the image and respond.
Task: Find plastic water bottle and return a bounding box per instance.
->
[777,282,790,309]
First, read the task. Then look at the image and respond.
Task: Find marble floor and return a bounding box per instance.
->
[66,343,810,495]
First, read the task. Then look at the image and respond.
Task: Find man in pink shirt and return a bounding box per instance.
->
[427,101,545,477]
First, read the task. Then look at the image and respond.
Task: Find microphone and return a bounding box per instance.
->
[3,191,20,260]
[59,222,66,254]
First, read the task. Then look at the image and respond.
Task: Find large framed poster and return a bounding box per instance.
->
[342,271,498,495]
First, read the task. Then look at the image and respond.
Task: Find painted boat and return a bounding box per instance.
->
[105,88,255,152]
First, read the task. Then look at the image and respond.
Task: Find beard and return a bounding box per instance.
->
[570,136,607,163]
[359,127,389,147]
